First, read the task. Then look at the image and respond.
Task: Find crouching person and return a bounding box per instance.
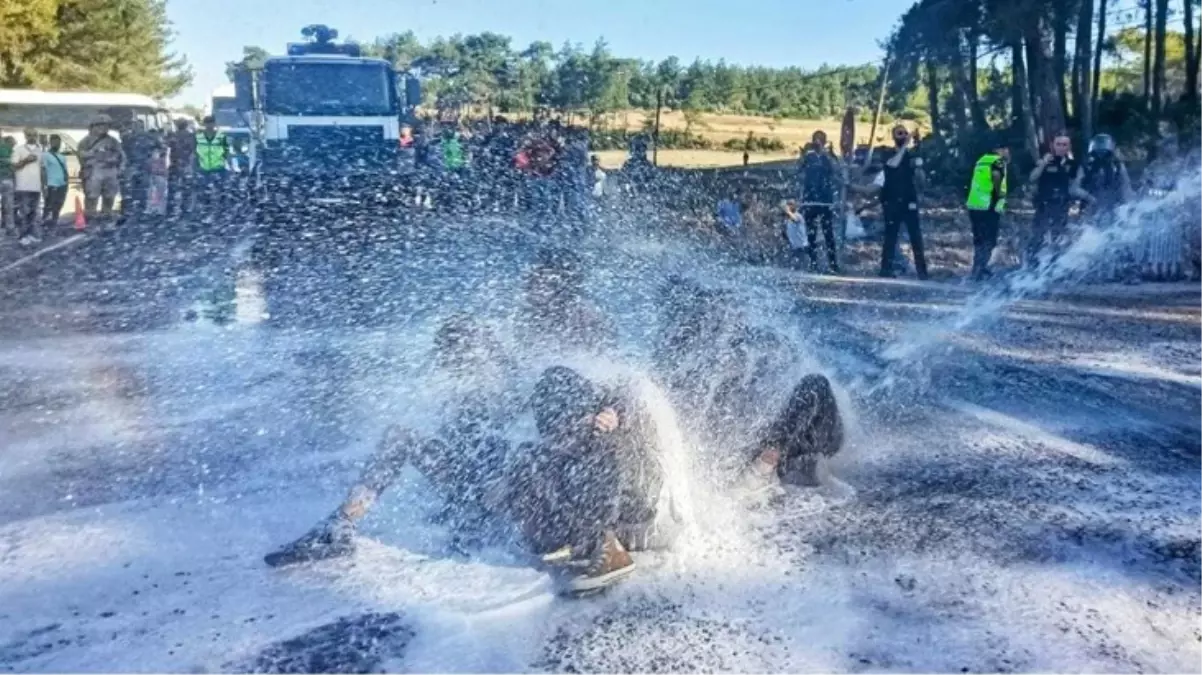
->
[264,315,518,567]
[735,373,845,492]
[507,366,683,595]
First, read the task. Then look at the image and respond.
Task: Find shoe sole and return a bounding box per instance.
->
[565,561,636,594]
[264,543,354,568]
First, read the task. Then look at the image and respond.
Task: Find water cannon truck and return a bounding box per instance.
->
[233,25,422,324]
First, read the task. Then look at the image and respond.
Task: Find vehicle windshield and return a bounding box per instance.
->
[263,61,395,116]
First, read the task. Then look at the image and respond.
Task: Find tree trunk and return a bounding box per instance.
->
[1092,0,1109,126]
[925,58,942,136]
[1075,0,1095,141]
[1025,34,1041,138]
[946,37,974,141]
[1027,17,1066,145]
[1053,0,1071,124]
[1013,40,1040,161]
[1152,0,1169,119]
[1186,0,1199,102]
[966,29,990,132]
[1144,0,1154,109]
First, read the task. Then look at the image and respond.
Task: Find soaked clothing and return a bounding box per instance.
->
[878,150,927,278]
[508,367,679,557]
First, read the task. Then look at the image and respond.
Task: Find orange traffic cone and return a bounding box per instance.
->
[73,195,86,230]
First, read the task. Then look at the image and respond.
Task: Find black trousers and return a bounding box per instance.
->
[42,186,68,224]
[968,209,1000,279]
[1028,203,1071,269]
[801,205,840,271]
[880,205,928,279]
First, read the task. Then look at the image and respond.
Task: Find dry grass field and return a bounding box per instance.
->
[588,110,917,169]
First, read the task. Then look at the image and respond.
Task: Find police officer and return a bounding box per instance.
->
[77,114,126,227]
[1026,132,1084,268]
[1074,133,1135,280]
[194,115,229,219]
[854,124,928,280]
[964,142,1009,280]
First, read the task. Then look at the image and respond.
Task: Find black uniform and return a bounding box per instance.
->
[1028,156,1078,267]
[879,151,928,279]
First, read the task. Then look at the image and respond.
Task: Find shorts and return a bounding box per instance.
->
[85,171,121,200]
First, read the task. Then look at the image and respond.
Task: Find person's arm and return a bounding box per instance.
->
[1117,162,1135,202]
[1029,154,1052,184]
[989,162,1005,211]
[1069,165,1093,203]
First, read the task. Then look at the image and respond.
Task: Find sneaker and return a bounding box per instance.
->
[566,531,635,594]
[264,516,355,568]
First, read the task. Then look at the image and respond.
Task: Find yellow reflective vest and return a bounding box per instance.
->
[966,153,1007,212]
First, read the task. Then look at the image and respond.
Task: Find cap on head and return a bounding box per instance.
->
[91,113,112,127]
[202,115,216,125]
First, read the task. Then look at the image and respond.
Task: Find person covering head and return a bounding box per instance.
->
[529,365,605,444]
[892,124,910,147]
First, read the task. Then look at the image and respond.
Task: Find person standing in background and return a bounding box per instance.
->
[11,128,44,246]
[782,198,809,268]
[194,116,230,220]
[78,114,126,227]
[797,130,843,274]
[40,134,70,228]
[1026,132,1082,268]
[167,118,196,219]
[854,124,928,280]
[0,136,15,236]
[964,142,1009,280]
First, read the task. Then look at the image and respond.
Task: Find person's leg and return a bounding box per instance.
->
[801,206,821,268]
[0,179,14,235]
[905,209,928,280]
[42,186,63,225]
[264,425,424,567]
[980,210,1000,278]
[1027,208,1049,270]
[969,210,987,279]
[16,192,41,240]
[818,207,840,272]
[880,209,901,277]
[748,374,844,487]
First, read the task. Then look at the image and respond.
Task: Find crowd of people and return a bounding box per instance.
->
[0,113,241,246]
[738,123,1199,283]
[263,247,846,595]
[393,116,624,230]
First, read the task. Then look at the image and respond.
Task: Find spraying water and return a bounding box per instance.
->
[872,160,1202,394]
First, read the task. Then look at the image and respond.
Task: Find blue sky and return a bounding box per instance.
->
[167,0,908,105]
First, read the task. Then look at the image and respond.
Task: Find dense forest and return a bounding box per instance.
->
[0,0,191,97]
[226,38,887,123]
[884,0,1200,168]
[225,0,1197,166]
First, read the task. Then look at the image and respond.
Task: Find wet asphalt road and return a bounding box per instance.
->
[0,219,1199,672]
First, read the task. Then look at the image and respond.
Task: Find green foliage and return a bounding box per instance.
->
[225,45,269,82]
[0,0,191,97]
[722,135,786,152]
[233,32,889,120]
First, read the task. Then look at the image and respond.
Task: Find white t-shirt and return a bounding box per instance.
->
[593,167,606,197]
[12,144,43,192]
